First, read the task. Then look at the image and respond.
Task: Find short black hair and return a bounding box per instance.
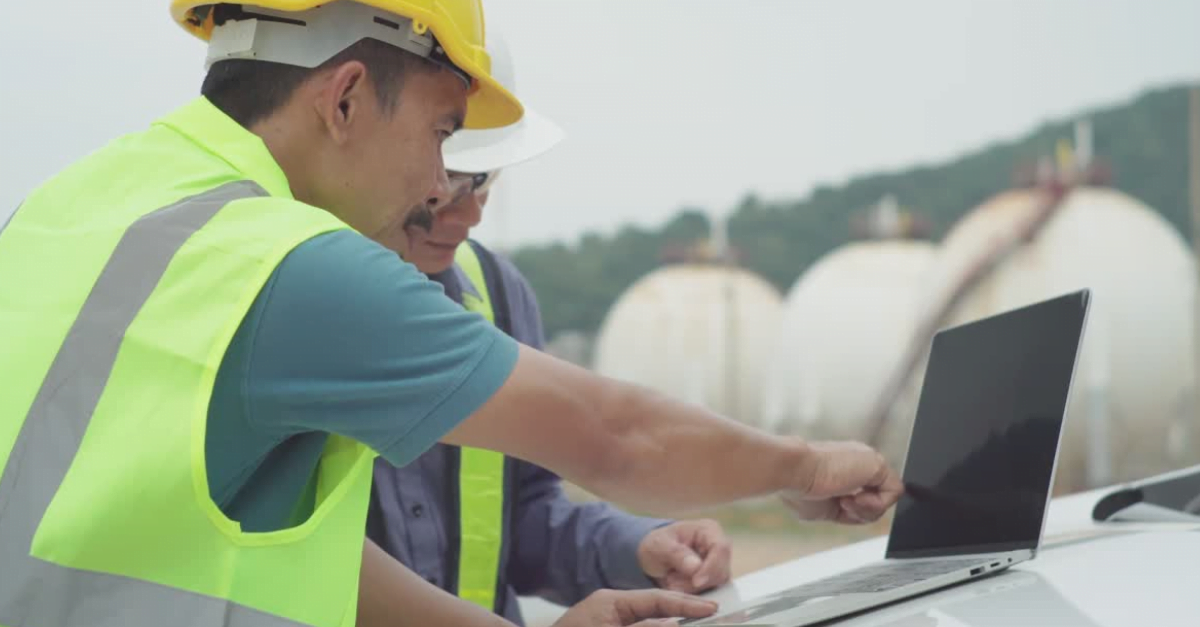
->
[201,35,440,129]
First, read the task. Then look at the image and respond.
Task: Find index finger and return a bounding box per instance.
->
[692,528,732,590]
[841,477,903,522]
[866,452,901,491]
[624,590,719,622]
[879,467,904,503]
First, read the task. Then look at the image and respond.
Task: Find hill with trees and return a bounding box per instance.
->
[510,83,1195,339]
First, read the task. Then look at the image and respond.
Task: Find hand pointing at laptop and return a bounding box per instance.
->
[780,440,905,524]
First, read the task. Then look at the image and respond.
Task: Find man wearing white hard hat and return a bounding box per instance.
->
[368,35,735,625]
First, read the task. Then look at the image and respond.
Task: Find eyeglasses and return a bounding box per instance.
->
[445,169,500,206]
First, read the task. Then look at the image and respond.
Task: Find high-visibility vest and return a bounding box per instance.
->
[452,241,507,612]
[0,98,376,627]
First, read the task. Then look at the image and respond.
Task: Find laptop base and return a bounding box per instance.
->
[685,550,1030,625]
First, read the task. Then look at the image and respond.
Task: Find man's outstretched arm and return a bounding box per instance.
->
[442,345,902,521]
[243,234,896,520]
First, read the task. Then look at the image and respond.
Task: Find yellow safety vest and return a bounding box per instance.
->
[0,97,376,627]
[453,242,507,612]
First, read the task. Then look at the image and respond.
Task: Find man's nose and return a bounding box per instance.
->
[439,192,483,228]
[426,161,452,209]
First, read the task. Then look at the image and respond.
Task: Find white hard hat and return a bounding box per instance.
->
[442,32,564,174]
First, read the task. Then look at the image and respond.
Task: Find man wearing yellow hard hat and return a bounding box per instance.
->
[368,31,736,626]
[0,2,903,627]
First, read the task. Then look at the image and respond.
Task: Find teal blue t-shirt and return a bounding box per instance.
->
[205,230,518,532]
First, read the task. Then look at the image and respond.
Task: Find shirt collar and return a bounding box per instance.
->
[427,265,477,306]
[451,264,483,302]
[155,96,295,200]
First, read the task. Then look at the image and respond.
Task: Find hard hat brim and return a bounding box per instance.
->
[462,72,523,130]
[444,106,564,173]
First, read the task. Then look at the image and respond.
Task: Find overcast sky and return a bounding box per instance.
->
[3,0,1198,248]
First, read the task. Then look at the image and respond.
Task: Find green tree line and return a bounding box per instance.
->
[510,83,1195,339]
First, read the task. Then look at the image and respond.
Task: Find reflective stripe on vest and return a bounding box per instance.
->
[0,183,309,627]
[0,171,372,627]
[452,242,505,611]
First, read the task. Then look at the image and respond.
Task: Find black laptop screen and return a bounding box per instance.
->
[885,290,1088,559]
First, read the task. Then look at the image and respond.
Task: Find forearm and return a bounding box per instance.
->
[358,539,512,627]
[587,382,812,514]
[445,346,814,516]
[508,463,669,603]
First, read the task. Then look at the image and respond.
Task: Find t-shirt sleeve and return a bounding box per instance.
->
[240,230,519,467]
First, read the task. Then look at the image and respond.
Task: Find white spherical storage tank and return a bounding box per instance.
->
[761,240,938,453]
[933,186,1199,490]
[592,264,783,427]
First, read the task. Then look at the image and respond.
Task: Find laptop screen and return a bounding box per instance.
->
[885,290,1089,559]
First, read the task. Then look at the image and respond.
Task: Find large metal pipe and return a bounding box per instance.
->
[864,181,1071,449]
[1190,86,1200,444]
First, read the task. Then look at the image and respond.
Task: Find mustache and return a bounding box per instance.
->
[404,205,434,231]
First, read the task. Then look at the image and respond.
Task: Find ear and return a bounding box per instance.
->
[312,60,371,145]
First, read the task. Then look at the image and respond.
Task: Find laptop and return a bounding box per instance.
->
[684,289,1091,627]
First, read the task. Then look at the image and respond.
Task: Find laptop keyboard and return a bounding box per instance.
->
[772,557,986,596]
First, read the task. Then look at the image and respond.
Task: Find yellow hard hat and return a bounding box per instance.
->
[170,0,523,129]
